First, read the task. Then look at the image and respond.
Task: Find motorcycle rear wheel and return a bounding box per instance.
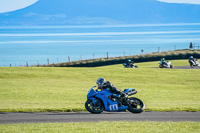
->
[127,97,145,113]
[85,99,104,114]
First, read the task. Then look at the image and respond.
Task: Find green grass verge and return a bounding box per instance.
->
[0,121,200,133]
[0,59,200,112]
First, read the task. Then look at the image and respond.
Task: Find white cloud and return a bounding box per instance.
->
[156,0,200,5]
[0,0,39,13]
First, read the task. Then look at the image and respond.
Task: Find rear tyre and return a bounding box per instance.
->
[127,97,145,113]
[85,99,104,114]
[170,65,173,69]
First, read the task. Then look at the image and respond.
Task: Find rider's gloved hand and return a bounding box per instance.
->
[98,86,103,91]
[121,93,128,98]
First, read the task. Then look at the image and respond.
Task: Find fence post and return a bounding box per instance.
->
[26,62,29,67]
[107,52,109,59]
[68,56,70,62]
[47,58,49,65]
[190,42,193,49]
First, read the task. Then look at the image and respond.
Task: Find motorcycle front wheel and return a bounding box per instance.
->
[85,99,104,114]
[127,97,145,113]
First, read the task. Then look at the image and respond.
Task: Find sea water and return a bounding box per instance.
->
[0,23,200,67]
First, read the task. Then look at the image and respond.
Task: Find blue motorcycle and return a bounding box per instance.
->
[85,86,145,114]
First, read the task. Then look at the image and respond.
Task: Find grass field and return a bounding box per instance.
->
[0,59,200,112]
[0,121,200,133]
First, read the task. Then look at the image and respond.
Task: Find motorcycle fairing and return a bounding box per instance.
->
[87,86,97,99]
[87,88,128,112]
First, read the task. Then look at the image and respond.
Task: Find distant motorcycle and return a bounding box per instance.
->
[159,61,173,68]
[189,58,200,68]
[85,86,145,114]
[123,63,138,68]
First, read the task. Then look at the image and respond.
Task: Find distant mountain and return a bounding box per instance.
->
[0,0,200,26]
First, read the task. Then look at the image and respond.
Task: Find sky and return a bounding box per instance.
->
[0,0,200,25]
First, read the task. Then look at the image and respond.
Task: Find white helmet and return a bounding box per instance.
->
[96,77,106,87]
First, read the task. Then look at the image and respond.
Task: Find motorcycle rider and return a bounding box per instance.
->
[160,58,167,66]
[96,78,128,101]
[126,59,134,67]
[189,56,195,64]
[160,58,165,63]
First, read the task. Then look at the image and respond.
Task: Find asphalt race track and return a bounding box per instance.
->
[153,66,200,69]
[0,112,200,124]
[173,66,200,69]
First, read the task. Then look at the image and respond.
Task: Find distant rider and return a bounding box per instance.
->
[126,59,134,67]
[96,78,128,100]
[189,56,195,64]
[160,58,167,66]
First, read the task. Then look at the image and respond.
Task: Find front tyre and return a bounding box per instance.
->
[85,99,104,114]
[127,97,145,113]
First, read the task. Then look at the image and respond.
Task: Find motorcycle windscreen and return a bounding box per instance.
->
[87,88,96,98]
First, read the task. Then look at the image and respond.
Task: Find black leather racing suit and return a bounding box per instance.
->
[189,58,195,64]
[126,61,134,67]
[101,81,126,97]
